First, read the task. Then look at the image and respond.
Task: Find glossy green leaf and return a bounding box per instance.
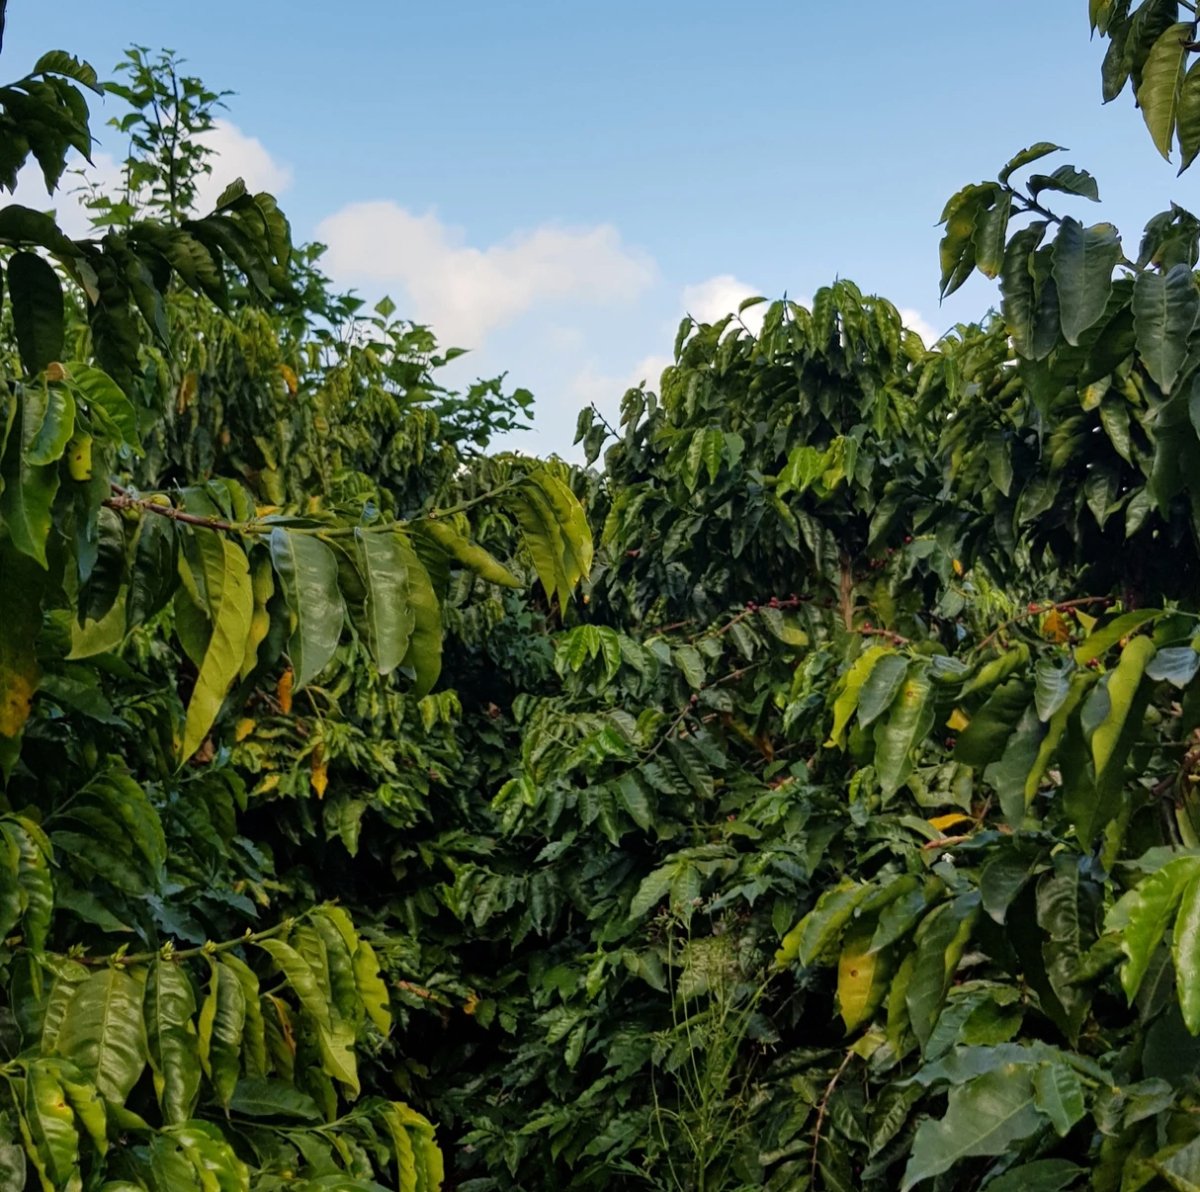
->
[8,252,64,375]
[24,1061,79,1189]
[874,663,934,798]
[1133,264,1199,393]
[1090,634,1155,775]
[776,880,871,969]
[56,967,147,1103]
[352,939,392,1036]
[395,531,442,698]
[906,894,980,1049]
[827,646,891,748]
[1052,219,1122,345]
[144,958,200,1125]
[857,653,909,728]
[270,528,344,691]
[1137,22,1192,159]
[901,1067,1044,1190]
[180,535,253,760]
[1001,222,1049,357]
[0,390,61,567]
[352,528,414,675]
[419,518,521,588]
[226,1077,320,1121]
[1174,872,1200,1033]
[1108,855,1200,1002]
[1032,1061,1086,1135]
[998,142,1064,185]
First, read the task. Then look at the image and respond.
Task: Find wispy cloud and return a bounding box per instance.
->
[316,202,657,347]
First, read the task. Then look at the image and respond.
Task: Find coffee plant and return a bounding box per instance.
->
[6,5,1200,1189]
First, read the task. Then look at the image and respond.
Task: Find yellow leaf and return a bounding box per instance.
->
[952,558,964,577]
[277,363,298,395]
[946,708,970,732]
[277,668,294,715]
[837,922,890,1031]
[311,746,328,799]
[235,718,256,742]
[928,813,974,833]
[257,774,281,794]
[463,992,479,1016]
[176,371,198,414]
[1043,609,1071,643]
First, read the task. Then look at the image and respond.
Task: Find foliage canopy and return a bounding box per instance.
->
[6,9,1200,1192]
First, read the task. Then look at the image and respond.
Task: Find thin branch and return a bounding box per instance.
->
[811,1050,855,1188]
[62,915,300,968]
[973,595,1112,655]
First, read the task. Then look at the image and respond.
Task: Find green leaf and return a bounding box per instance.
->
[144,958,200,1125]
[873,663,934,799]
[1034,658,1075,722]
[352,528,414,675]
[857,653,909,727]
[984,706,1047,825]
[1052,218,1122,346]
[827,646,891,747]
[1173,872,1200,1033]
[906,894,980,1049]
[0,391,61,567]
[33,51,102,91]
[269,529,344,691]
[939,184,997,298]
[982,1159,1083,1192]
[998,142,1064,185]
[180,536,254,761]
[1178,60,1200,171]
[24,1061,79,1188]
[1137,22,1192,159]
[419,518,521,588]
[1027,164,1101,203]
[63,363,139,451]
[256,938,332,1033]
[973,200,1011,280]
[776,880,872,969]
[227,1077,321,1121]
[1091,634,1155,776]
[23,385,74,466]
[901,1067,1044,1190]
[1001,222,1049,358]
[1107,856,1200,1002]
[1133,264,1199,393]
[56,967,148,1103]
[8,252,64,375]
[352,939,392,1036]
[1147,645,1200,687]
[1074,609,1162,664]
[196,958,244,1112]
[683,426,725,491]
[0,542,46,737]
[6,818,53,952]
[529,469,593,588]
[1032,1061,1086,1135]
[395,531,442,698]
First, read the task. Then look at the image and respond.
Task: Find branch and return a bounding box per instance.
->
[973,595,1113,655]
[811,1050,856,1188]
[61,915,301,968]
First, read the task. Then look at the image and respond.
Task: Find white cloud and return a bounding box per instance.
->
[681,273,769,333]
[898,306,942,347]
[316,201,657,347]
[193,118,293,211]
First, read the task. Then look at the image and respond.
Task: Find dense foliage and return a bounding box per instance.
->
[7,8,1200,1191]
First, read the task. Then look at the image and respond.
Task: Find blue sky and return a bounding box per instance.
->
[6,2,1192,456]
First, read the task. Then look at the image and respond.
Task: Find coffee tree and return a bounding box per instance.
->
[0,44,590,1191]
